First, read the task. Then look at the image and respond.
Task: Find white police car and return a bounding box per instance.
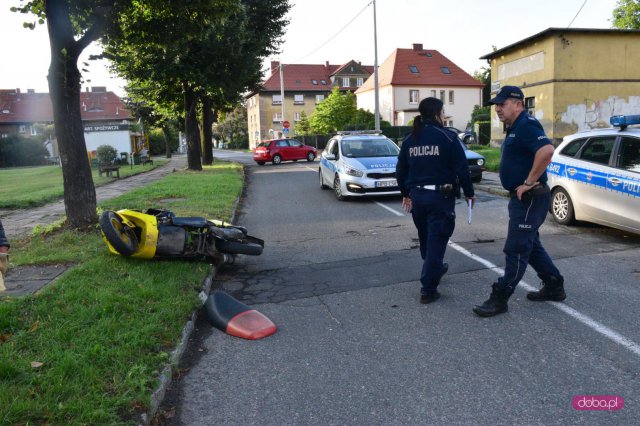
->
[547,114,640,234]
[319,131,400,200]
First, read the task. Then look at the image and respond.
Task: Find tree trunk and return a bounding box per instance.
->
[201,95,214,165]
[161,124,172,158]
[46,0,97,228]
[183,83,202,170]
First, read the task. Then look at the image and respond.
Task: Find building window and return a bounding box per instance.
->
[312,79,318,85]
[321,79,327,85]
[430,90,436,97]
[1,134,8,138]
[273,112,282,122]
[294,112,301,122]
[272,94,282,105]
[448,90,454,104]
[409,90,419,104]
[19,125,26,133]
[525,97,535,115]
[30,126,37,136]
[440,66,451,74]
[439,90,445,102]
[342,77,350,87]
[356,78,364,87]
[294,94,304,104]
[409,65,419,74]
[315,94,325,104]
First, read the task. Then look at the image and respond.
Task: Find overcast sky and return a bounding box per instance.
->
[0,0,619,97]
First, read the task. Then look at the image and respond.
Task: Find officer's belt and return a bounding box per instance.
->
[509,183,549,198]
[416,184,454,191]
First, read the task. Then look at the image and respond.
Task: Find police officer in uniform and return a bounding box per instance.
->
[473,86,566,317]
[396,97,475,304]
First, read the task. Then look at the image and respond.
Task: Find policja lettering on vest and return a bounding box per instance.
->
[409,145,440,157]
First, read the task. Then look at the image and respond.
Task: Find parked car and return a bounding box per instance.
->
[319,131,401,200]
[459,138,485,183]
[253,138,317,165]
[445,126,476,144]
[547,114,640,234]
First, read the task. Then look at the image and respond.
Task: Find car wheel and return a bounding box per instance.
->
[319,169,330,189]
[256,161,265,166]
[472,173,482,183]
[551,188,575,225]
[272,154,282,165]
[306,151,316,162]
[334,175,348,201]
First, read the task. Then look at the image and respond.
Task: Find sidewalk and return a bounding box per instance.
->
[0,155,188,240]
[474,170,509,197]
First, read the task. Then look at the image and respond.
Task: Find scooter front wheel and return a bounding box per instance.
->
[100,211,139,256]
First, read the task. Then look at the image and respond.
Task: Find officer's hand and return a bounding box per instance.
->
[402,197,412,213]
[516,182,538,200]
[465,196,476,208]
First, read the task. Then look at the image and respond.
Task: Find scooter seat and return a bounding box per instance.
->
[171,217,208,228]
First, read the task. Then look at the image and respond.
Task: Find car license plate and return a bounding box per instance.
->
[375,180,397,188]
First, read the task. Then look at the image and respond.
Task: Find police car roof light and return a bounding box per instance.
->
[337,130,382,135]
[610,114,640,130]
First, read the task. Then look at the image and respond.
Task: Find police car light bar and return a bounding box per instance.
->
[610,115,640,129]
[337,130,382,135]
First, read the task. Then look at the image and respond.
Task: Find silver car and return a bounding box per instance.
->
[547,115,640,234]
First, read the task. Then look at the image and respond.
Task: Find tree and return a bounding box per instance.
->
[309,87,358,134]
[473,66,492,107]
[612,0,640,28]
[12,0,131,228]
[295,111,312,136]
[217,106,248,149]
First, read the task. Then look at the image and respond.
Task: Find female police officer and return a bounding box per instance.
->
[396,97,475,304]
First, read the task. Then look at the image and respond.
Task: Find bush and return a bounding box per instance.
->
[96,144,118,164]
[148,127,179,155]
[0,135,49,167]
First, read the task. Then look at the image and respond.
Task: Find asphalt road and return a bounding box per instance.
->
[162,150,640,425]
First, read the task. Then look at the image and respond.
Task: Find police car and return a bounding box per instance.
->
[547,114,640,234]
[319,131,401,200]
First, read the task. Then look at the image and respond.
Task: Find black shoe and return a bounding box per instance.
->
[473,284,512,317]
[420,291,441,304]
[527,276,566,302]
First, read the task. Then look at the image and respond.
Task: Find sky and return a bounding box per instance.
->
[0,0,621,98]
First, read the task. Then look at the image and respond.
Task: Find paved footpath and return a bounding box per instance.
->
[1,155,188,240]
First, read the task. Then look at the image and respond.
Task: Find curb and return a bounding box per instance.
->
[140,164,246,425]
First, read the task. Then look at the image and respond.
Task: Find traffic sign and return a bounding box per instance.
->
[283,120,290,129]
[282,127,290,135]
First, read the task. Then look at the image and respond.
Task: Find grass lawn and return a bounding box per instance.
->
[0,161,243,424]
[0,160,167,209]
[469,144,501,172]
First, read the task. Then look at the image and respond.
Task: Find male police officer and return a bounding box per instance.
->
[473,86,565,317]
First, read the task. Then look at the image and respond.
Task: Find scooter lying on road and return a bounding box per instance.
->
[99,208,264,263]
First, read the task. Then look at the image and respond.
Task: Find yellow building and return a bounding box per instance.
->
[481,28,640,145]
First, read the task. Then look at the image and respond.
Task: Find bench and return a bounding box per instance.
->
[98,164,121,178]
[140,155,153,166]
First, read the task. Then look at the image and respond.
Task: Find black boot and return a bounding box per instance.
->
[473,283,512,317]
[527,276,566,301]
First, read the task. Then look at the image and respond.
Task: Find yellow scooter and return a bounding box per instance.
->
[99,208,263,262]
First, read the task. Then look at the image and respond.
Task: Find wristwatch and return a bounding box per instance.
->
[523,180,535,187]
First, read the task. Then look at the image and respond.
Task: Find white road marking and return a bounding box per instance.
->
[375,201,404,217]
[448,240,640,357]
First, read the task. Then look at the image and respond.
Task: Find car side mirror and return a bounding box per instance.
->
[323,153,336,161]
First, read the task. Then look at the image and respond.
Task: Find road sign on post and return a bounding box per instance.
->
[283,120,290,129]
[282,127,290,135]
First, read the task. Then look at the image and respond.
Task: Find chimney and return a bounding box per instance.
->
[16,88,20,94]
[91,86,107,93]
[27,89,35,94]
[271,61,280,75]
[86,87,90,92]
[325,61,329,69]
[412,43,423,51]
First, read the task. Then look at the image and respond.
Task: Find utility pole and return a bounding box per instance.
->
[279,63,285,136]
[373,0,380,131]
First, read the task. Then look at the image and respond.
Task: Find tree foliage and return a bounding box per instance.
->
[612,0,640,29]
[309,87,358,134]
[295,111,312,136]
[216,105,248,149]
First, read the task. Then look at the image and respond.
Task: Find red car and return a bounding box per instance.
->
[253,138,317,165]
